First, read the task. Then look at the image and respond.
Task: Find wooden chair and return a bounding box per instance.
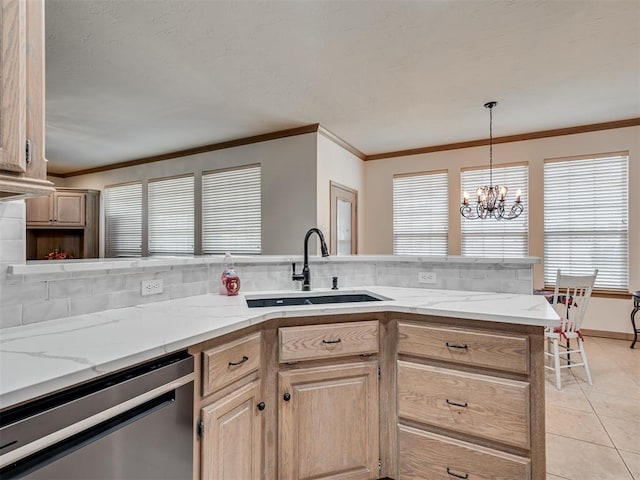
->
[544,269,598,390]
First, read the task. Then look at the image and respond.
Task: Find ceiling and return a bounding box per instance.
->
[45,0,640,174]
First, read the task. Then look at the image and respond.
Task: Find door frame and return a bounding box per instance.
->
[329,181,358,255]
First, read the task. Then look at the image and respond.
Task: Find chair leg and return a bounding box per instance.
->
[553,338,562,390]
[546,338,552,366]
[578,338,593,385]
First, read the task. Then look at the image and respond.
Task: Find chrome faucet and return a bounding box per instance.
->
[291,228,329,291]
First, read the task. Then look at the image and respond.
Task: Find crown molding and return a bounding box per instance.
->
[53,124,320,177]
[365,117,640,161]
[49,117,640,176]
[318,125,366,160]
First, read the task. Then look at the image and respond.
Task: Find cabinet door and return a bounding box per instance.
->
[0,0,53,199]
[25,193,53,225]
[0,0,27,174]
[201,380,263,480]
[55,192,85,226]
[278,361,379,480]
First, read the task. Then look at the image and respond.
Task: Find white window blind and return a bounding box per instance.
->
[104,182,142,257]
[202,165,261,254]
[461,165,528,258]
[544,154,628,290]
[393,172,448,255]
[148,175,194,256]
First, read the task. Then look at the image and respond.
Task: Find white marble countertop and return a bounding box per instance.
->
[0,286,557,410]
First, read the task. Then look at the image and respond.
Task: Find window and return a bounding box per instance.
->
[202,165,261,254]
[393,171,448,255]
[104,182,142,257]
[148,175,194,256]
[544,154,628,291]
[461,164,528,258]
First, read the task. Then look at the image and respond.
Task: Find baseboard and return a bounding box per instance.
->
[582,329,635,341]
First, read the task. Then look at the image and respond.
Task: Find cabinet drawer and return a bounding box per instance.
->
[203,333,261,396]
[398,361,530,449]
[398,322,529,374]
[279,321,378,363]
[398,425,531,480]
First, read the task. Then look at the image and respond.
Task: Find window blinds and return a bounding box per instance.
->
[202,165,261,254]
[148,175,194,256]
[544,155,628,290]
[393,172,448,255]
[461,165,528,258]
[104,182,142,257]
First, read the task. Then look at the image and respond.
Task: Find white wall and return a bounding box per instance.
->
[316,133,366,253]
[363,126,640,335]
[63,133,318,255]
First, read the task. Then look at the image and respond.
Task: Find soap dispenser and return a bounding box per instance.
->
[220,252,241,296]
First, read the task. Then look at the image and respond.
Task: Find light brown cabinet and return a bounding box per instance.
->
[396,320,544,480]
[200,380,263,480]
[26,190,86,226]
[191,314,545,480]
[25,188,99,259]
[0,0,54,200]
[278,361,379,480]
[198,332,264,480]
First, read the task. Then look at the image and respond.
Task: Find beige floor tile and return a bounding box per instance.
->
[546,433,633,480]
[577,372,640,399]
[546,381,594,413]
[546,405,613,447]
[584,390,640,422]
[547,474,571,480]
[599,415,640,454]
[619,450,640,479]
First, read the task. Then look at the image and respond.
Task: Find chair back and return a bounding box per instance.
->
[552,269,598,333]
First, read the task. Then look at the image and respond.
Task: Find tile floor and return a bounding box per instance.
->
[545,336,639,480]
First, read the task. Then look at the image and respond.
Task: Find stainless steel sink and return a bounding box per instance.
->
[245,291,388,308]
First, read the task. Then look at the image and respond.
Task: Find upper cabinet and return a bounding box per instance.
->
[26,189,86,226]
[0,0,54,200]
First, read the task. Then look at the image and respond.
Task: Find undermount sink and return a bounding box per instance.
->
[245,291,388,308]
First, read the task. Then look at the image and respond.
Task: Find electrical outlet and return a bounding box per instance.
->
[417,271,437,284]
[141,279,163,296]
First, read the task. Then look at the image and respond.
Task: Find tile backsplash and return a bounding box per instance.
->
[0,201,26,328]
[1,254,535,328]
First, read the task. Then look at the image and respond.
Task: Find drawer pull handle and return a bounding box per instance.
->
[322,338,342,344]
[446,467,469,479]
[446,342,468,350]
[228,356,249,366]
[446,399,468,408]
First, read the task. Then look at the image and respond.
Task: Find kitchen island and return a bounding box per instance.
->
[0,286,558,479]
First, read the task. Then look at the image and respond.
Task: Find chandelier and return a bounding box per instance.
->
[460,101,523,220]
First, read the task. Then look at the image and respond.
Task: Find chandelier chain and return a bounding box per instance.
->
[489,104,493,187]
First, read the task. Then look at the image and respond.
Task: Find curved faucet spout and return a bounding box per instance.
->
[292,228,329,291]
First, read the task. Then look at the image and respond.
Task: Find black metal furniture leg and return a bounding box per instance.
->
[631,291,640,349]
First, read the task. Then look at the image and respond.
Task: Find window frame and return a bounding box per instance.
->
[543,152,629,293]
[460,162,529,259]
[104,181,143,258]
[392,169,449,256]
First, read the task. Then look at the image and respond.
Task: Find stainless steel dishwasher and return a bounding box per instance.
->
[0,350,194,479]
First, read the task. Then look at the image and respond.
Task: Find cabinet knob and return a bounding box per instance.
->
[283,393,291,402]
[257,401,266,411]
